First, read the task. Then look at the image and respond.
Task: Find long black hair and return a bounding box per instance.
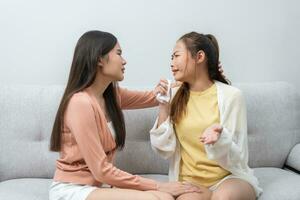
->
[50,30,126,152]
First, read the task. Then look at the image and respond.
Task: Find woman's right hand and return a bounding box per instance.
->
[156,79,182,127]
[153,79,169,97]
[157,181,203,197]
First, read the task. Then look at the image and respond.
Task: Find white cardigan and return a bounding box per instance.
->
[150,81,262,197]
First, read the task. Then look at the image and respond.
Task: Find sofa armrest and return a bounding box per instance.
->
[285,143,300,174]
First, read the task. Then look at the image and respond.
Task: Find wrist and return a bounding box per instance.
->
[159,103,169,112]
[216,130,222,139]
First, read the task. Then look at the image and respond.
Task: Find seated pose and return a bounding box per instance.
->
[150,32,263,200]
[49,30,204,200]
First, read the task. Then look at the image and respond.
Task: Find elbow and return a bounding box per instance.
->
[150,136,176,154]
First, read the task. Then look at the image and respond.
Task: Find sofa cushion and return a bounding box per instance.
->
[254,167,300,200]
[0,170,299,200]
[0,178,52,200]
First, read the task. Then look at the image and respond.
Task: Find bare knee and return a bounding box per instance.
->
[146,193,161,200]
[176,192,210,200]
[212,192,239,200]
[159,193,174,200]
[211,193,230,200]
[87,188,161,200]
[176,194,191,200]
[176,194,187,200]
[212,193,256,200]
[176,194,189,200]
[138,192,160,200]
[158,193,174,200]
[211,179,256,200]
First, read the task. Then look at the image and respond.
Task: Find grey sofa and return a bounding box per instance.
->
[0,82,300,200]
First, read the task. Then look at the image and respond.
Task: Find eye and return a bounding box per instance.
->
[171,54,179,59]
[117,50,122,56]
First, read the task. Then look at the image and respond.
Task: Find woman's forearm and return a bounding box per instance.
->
[157,104,170,127]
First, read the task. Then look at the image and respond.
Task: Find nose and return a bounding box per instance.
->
[122,58,127,65]
[171,59,175,68]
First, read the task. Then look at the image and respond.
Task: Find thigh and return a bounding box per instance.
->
[176,186,212,200]
[87,188,166,200]
[211,178,256,200]
[146,190,175,200]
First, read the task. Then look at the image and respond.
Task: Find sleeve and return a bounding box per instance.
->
[149,117,177,159]
[118,87,159,110]
[149,86,180,159]
[65,94,158,190]
[204,91,249,166]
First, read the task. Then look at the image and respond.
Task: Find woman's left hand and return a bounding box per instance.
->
[200,124,223,145]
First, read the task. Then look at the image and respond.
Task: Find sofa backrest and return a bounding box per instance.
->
[236,82,300,168]
[0,85,62,182]
[0,82,299,182]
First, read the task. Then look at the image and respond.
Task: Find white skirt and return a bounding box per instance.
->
[209,174,241,191]
[49,181,99,200]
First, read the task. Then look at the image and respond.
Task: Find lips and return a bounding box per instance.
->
[172,69,179,73]
[121,68,125,73]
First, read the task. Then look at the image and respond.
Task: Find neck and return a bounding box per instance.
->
[189,73,214,92]
[188,67,213,92]
[88,73,112,98]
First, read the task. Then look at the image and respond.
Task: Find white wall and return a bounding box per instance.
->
[0,0,299,89]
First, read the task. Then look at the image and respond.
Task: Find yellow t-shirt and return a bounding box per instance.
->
[176,83,231,187]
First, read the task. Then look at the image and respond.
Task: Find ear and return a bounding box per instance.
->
[196,50,206,64]
[97,57,104,67]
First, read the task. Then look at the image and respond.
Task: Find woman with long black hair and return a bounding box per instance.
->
[49,30,202,200]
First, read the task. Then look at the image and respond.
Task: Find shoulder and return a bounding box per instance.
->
[67,91,93,110]
[64,91,96,125]
[215,81,244,100]
[215,81,246,109]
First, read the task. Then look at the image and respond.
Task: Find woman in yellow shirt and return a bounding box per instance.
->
[176,83,231,189]
[151,32,261,200]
